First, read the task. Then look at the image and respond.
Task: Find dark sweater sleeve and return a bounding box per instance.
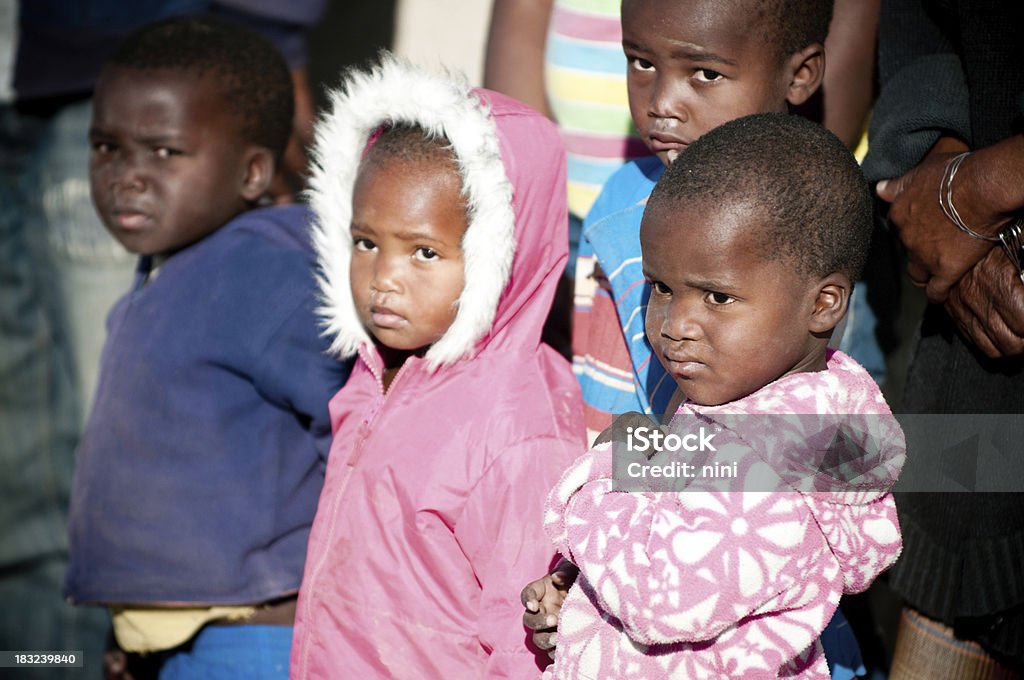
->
[227,210,350,464]
[253,299,350,463]
[862,0,971,182]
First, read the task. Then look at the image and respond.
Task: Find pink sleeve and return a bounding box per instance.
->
[802,412,904,594]
[456,436,579,680]
[803,492,902,593]
[545,444,823,648]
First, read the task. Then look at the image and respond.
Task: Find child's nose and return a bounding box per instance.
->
[370,257,402,294]
[111,152,146,193]
[660,298,702,341]
[649,76,686,121]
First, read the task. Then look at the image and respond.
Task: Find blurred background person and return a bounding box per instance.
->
[865,0,1024,677]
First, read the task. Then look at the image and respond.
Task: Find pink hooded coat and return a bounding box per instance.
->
[544,351,904,679]
[290,57,585,678]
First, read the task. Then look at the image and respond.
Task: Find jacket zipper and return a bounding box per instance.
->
[294,353,411,674]
[349,353,411,466]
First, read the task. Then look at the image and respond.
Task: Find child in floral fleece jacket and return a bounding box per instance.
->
[543,114,904,679]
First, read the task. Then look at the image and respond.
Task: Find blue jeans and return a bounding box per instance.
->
[0,100,130,678]
[824,608,867,680]
[31,99,136,419]
[159,625,293,680]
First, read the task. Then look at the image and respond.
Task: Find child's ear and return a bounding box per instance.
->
[785,43,825,107]
[808,272,850,335]
[239,147,276,203]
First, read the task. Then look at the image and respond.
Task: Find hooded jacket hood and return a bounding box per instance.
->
[293,57,585,678]
[308,54,565,368]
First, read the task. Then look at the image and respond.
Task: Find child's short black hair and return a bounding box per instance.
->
[363,122,457,169]
[757,0,834,58]
[107,15,293,160]
[621,0,833,61]
[648,112,872,280]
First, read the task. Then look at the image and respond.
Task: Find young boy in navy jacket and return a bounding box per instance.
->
[64,17,348,678]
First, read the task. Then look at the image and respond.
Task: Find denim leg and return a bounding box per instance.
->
[566,213,583,280]
[822,607,868,680]
[0,104,108,678]
[159,625,293,680]
[36,99,135,421]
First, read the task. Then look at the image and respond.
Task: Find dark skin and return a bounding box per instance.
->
[91,65,277,679]
[620,0,823,168]
[268,67,317,205]
[946,247,1024,358]
[349,157,468,392]
[877,134,1024,357]
[523,201,849,657]
[512,0,849,652]
[89,66,273,258]
[483,0,554,117]
[521,411,666,656]
[104,648,160,680]
[484,0,877,154]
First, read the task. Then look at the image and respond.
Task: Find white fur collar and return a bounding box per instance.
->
[307,54,516,368]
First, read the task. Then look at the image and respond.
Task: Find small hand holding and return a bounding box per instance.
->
[521,559,579,659]
[595,411,663,459]
[103,649,135,680]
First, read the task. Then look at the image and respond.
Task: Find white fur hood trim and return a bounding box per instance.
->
[308,54,515,368]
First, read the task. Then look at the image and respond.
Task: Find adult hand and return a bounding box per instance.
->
[946,247,1024,358]
[876,137,994,302]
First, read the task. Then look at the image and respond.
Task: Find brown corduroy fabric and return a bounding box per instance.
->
[889,608,1021,680]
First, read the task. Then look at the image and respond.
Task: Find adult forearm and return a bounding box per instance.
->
[958,135,1024,227]
[484,0,554,117]
[820,0,879,150]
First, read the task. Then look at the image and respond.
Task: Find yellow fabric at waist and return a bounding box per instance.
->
[111,605,257,653]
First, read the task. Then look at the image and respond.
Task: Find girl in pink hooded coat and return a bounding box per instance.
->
[290,57,585,678]
[541,114,905,679]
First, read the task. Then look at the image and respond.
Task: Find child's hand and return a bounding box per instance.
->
[103,649,135,680]
[103,636,161,680]
[595,411,663,459]
[521,559,579,659]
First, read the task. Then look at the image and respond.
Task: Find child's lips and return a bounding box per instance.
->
[114,210,151,230]
[662,352,705,378]
[371,307,406,329]
[649,133,688,163]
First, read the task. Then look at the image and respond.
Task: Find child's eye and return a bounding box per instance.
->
[694,69,723,83]
[91,141,115,154]
[353,238,376,252]
[414,247,439,262]
[629,57,655,72]
[153,147,181,159]
[650,280,671,295]
[705,291,734,305]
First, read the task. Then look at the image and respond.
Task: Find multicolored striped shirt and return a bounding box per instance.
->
[572,157,675,442]
[546,0,647,220]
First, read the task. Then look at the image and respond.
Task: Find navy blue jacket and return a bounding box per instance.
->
[66,205,349,605]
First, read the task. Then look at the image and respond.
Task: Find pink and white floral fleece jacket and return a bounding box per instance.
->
[544,350,904,679]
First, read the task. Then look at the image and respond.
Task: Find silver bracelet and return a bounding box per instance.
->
[938,152,1002,242]
[998,218,1024,285]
